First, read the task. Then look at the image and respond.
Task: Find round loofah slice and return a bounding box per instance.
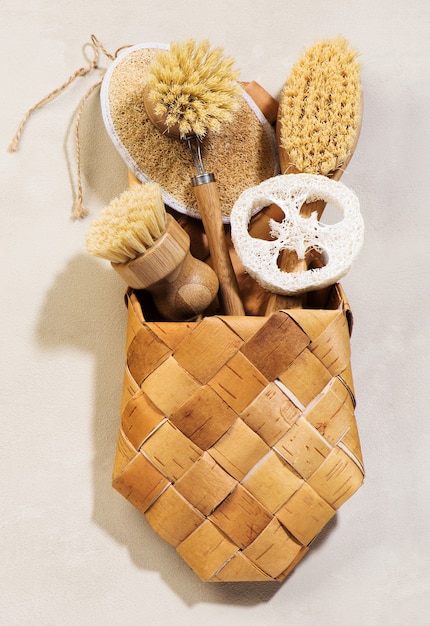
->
[100,43,279,222]
[230,173,364,295]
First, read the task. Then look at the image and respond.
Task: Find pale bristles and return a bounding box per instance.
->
[85,183,167,264]
[279,36,361,176]
[146,38,241,138]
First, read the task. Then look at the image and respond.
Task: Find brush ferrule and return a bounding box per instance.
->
[185,135,209,177]
[192,172,216,186]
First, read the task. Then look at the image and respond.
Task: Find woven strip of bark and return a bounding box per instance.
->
[112,284,364,582]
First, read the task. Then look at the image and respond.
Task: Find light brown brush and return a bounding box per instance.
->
[144,38,245,317]
[85,182,219,321]
[264,36,362,313]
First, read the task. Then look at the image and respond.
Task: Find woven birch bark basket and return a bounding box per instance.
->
[112,282,364,582]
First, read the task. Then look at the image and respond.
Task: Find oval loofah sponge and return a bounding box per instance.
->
[100,43,279,221]
[278,36,361,176]
[230,174,364,295]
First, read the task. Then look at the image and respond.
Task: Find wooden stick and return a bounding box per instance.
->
[192,176,244,316]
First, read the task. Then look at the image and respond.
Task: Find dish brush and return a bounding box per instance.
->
[143,38,245,316]
[85,183,219,321]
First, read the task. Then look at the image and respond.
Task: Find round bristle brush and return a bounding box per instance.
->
[85,183,219,321]
[264,36,362,314]
[143,38,245,317]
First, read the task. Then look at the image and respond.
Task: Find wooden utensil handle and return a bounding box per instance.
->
[192,178,245,316]
[113,215,219,321]
[148,251,219,321]
[264,259,308,312]
[241,81,279,124]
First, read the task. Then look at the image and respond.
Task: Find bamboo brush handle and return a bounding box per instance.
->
[192,177,245,316]
[112,215,219,321]
[147,250,219,321]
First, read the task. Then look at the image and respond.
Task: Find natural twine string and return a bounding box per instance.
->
[8,34,131,219]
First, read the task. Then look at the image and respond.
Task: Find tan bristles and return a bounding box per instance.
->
[146,38,241,138]
[85,183,167,264]
[279,36,361,176]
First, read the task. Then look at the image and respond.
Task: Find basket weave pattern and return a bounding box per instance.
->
[112,285,364,582]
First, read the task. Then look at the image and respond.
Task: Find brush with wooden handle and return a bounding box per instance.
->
[264,36,362,314]
[85,183,219,321]
[144,38,245,317]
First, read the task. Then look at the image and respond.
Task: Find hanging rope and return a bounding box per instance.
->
[8,35,132,219]
[70,79,103,219]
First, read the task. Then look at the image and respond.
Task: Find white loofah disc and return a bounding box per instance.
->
[230,174,364,295]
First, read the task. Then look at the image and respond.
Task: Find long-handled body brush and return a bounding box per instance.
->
[264,36,362,314]
[85,183,219,321]
[143,38,245,316]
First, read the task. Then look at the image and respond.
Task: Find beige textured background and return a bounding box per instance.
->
[1,1,429,624]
